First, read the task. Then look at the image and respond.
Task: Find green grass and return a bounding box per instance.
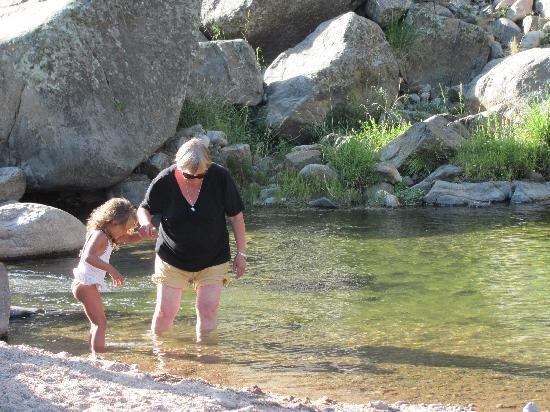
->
[384,18,418,59]
[455,100,550,181]
[322,118,410,190]
[278,171,361,206]
[179,98,283,156]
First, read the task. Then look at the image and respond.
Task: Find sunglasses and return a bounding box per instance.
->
[180,170,206,180]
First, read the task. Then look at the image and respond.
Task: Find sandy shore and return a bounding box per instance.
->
[0,342,474,412]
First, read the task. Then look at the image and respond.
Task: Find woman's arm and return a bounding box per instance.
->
[137,207,158,238]
[228,212,246,279]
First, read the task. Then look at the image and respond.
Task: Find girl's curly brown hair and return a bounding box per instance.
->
[86,198,137,248]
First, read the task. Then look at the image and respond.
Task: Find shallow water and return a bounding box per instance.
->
[6,204,550,410]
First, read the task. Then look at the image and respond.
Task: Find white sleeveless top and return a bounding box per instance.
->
[73,231,113,292]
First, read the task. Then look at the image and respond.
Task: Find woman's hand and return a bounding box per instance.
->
[139,223,158,239]
[233,253,247,279]
[109,269,125,287]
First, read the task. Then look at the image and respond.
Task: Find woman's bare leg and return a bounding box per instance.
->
[195,284,223,342]
[152,284,183,335]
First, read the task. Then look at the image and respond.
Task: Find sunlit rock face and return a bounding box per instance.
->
[0,0,200,191]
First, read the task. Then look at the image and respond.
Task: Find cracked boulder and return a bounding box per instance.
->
[201,0,363,64]
[263,12,399,140]
[0,0,200,191]
[400,3,491,90]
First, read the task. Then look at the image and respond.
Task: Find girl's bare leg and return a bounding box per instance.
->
[73,283,107,353]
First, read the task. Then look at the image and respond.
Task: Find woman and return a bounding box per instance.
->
[137,138,247,340]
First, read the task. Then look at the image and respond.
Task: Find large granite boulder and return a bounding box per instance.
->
[400,4,491,90]
[465,48,550,113]
[0,263,8,340]
[424,181,512,206]
[379,115,468,170]
[511,181,550,203]
[285,150,323,171]
[298,164,338,181]
[506,0,534,22]
[263,12,399,140]
[200,0,363,63]
[0,0,200,191]
[0,202,85,260]
[0,167,26,202]
[187,40,263,106]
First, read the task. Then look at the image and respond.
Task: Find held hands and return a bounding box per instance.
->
[233,252,247,279]
[138,223,158,240]
[109,269,125,287]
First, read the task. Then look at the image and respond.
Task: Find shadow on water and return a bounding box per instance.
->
[239,342,550,378]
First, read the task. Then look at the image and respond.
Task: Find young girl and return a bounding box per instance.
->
[72,198,152,354]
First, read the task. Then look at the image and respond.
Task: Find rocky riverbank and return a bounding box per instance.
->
[0,342,475,412]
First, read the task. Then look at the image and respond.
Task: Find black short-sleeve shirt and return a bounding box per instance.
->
[140,163,244,271]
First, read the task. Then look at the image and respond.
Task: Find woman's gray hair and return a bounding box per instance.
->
[175,137,212,172]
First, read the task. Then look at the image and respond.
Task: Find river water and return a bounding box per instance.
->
[6,205,550,409]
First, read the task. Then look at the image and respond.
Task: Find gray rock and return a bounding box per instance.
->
[263,12,399,140]
[259,184,280,201]
[308,197,337,209]
[379,115,468,170]
[519,31,545,49]
[107,174,151,207]
[402,176,415,186]
[285,150,322,171]
[374,162,402,184]
[511,181,550,203]
[528,171,545,182]
[291,144,322,152]
[506,0,534,22]
[409,94,421,104]
[165,125,209,155]
[138,153,171,180]
[466,48,550,113]
[0,167,26,202]
[221,144,252,167]
[490,41,505,59]
[364,0,413,28]
[380,191,401,208]
[0,0,200,191]
[522,16,546,33]
[365,183,395,203]
[206,131,228,147]
[262,196,286,206]
[536,0,550,16]
[9,306,44,320]
[0,263,8,340]
[187,40,263,106]
[0,202,85,260]
[412,164,464,192]
[201,0,363,63]
[400,4,491,90]
[424,180,512,206]
[298,164,338,181]
[491,18,523,47]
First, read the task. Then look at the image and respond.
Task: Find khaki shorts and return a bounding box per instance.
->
[152,256,229,290]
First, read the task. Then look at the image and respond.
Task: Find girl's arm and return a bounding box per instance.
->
[82,231,124,286]
[228,212,247,279]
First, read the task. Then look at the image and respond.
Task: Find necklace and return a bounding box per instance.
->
[182,181,203,212]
